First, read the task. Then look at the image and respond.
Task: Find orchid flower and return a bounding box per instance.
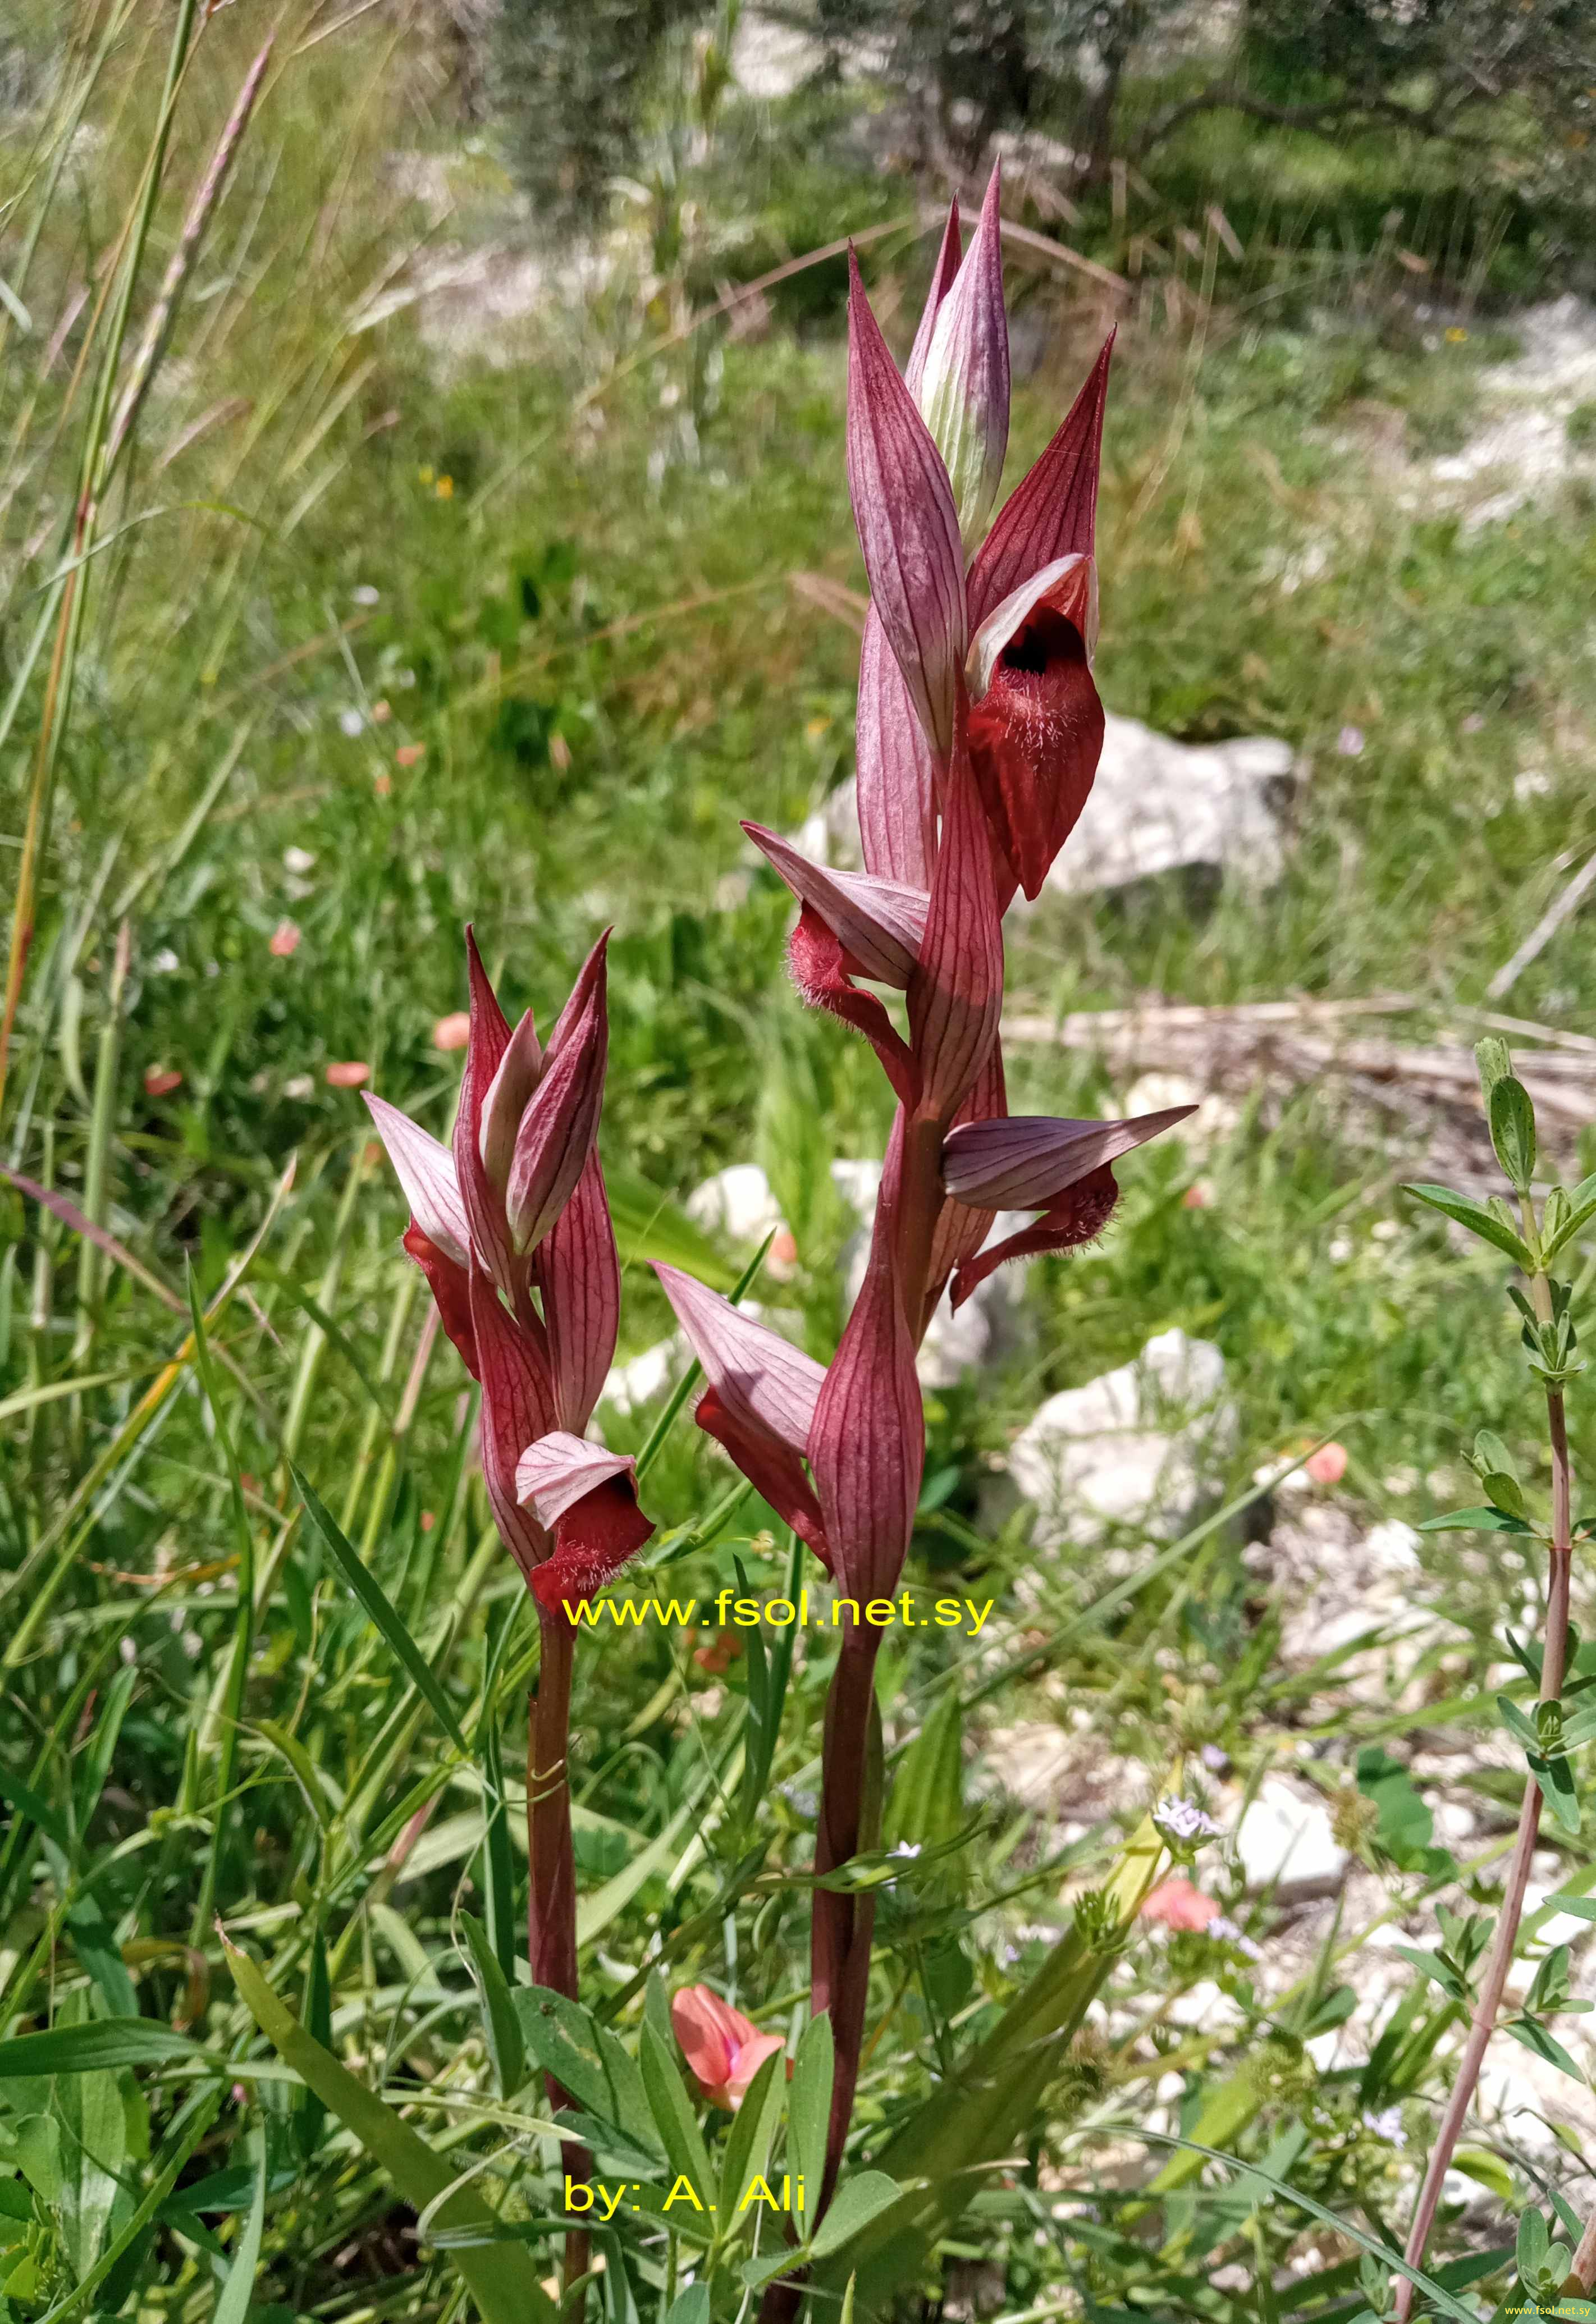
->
[365,929,652,1618]
[655,176,1195,2239]
[365,929,652,2023]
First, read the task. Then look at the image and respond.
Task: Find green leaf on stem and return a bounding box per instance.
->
[1488,1074,1537,1192]
[789,2011,834,2241]
[1402,1184,1533,1268]
[1529,1750,1583,1837]
[1545,1173,1596,1261]
[812,2171,901,2258]
[639,2020,713,2198]
[1390,1947,1469,2002]
[1504,2016,1586,2080]
[460,1911,526,2101]
[719,2043,785,2231]
[518,1988,657,2155]
[1417,1507,1533,1535]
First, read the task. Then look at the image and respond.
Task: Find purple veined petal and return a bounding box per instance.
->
[537,1146,620,1435]
[942,1105,1196,1209]
[807,1159,923,1605]
[504,934,609,1254]
[364,1094,469,1268]
[478,1008,542,1195]
[906,731,1003,1128]
[454,928,516,1290]
[905,196,963,398]
[846,249,967,763]
[744,821,927,989]
[916,163,1010,552]
[516,1429,638,1528]
[653,1265,825,1453]
[469,1267,557,1587]
[968,332,1113,630]
[968,553,1099,696]
[856,606,939,889]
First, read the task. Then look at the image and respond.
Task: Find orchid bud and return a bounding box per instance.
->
[914,168,1009,553]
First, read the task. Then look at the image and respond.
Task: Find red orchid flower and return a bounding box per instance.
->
[364,930,652,1615]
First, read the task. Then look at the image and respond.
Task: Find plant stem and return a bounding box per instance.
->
[527,1608,589,2307]
[811,1629,882,2208]
[1393,1385,1572,2318]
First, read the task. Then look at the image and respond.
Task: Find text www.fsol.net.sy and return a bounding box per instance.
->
[571,1588,996,1634]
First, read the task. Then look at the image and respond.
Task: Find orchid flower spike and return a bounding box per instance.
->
[365,930,652,1615]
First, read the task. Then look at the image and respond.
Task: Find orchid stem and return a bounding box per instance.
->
[812,1631,883,2209]
[528,1608,589,2311]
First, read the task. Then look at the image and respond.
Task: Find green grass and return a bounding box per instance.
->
[3,11,1596,2322]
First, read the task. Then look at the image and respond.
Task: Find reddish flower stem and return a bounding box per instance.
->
[812,1630,883,2206]
[528,1608,590,2305]
[1393,1384,1572,2320]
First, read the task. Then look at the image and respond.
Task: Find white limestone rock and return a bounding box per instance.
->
[685,1163,787,1243]
[1006,1327,1234,1548]
[1234,1777,1348,1892]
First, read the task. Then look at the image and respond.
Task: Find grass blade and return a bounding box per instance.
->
[223,1936,557,2324]
[291,1461,469,1755]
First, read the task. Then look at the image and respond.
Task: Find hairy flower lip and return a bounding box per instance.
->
[941,1105,1197,1209]
[949,1162,1122,1311]
[743,820,927,988]
[967,555,1099,701]
[965,559,1105,903]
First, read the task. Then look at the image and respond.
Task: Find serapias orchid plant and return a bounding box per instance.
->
[657,168,1193,2227]
[364,931,653,2011]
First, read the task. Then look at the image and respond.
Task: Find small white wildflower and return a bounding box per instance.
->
[118,1637,138,1666]
[352,584,380,606]
[1200,1743,1229,1772]
[149,947,180,975]
[337,707,364,738]
[1328,1233,1353,1262]
[1515,768,1554,802]
[283,1074,315,1100]
[890,1841,922,1859]
[1362,2106,1406,2147]
[283,845,317,875]
[1209,1915,1263,1960]
[1155,1796,1222,1845]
